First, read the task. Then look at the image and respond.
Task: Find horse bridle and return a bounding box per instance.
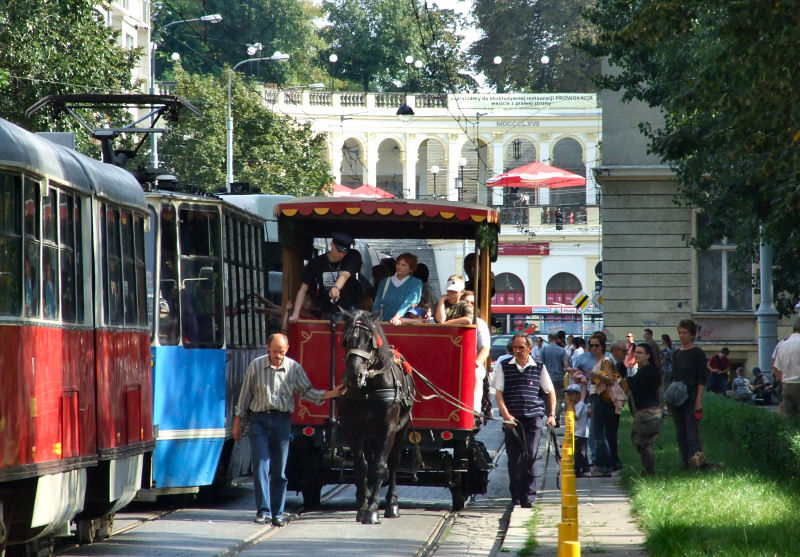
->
[345,320,388,379]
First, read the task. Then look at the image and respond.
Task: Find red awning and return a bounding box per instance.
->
[486,161,585,189]
[352,184,394,198]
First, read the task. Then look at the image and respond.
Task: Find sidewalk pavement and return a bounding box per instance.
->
[499,430,648,557]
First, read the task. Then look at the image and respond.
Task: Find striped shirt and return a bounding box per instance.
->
[235,355,325,417]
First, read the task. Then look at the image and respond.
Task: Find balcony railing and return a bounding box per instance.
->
[259,89,450,111]
[496,203,598,232]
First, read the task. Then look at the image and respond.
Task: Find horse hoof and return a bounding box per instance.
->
[356,509,365,522]
[362,511,381,525]
[384,504,399,518]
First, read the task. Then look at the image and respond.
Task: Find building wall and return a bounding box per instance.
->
[599,170,694,341]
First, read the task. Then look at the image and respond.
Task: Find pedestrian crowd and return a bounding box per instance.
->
[234,231,800,519]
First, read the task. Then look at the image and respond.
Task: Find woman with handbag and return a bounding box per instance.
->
[623,343,662,475]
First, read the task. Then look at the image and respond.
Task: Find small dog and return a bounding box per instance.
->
[688,451,706,470]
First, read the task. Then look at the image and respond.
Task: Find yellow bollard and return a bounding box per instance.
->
[562,472,576,495]
[562,505,578,521]
[557,520,579,557]
[561,540,581,557]
[562,493,578,507]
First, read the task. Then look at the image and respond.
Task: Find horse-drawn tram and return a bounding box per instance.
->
[277,197,500,515]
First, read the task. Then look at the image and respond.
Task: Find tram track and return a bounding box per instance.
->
[53,432,506,557]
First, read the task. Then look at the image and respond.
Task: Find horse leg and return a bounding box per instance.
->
[386,404,411,518]
[364,428,397,524]
[384,435,403,519]
[352,440,369,523]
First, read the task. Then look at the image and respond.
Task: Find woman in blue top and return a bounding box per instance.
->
[372,252,423,325]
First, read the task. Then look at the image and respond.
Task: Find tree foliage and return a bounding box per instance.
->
[583,0,800,315]
[158,66,332,196]
[470,0,599,92]
[0,0,139,151]
[319,0,471,92]
[153,0,326,87]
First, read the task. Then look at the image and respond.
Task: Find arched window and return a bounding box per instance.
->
[493,272,525,304]
[546,272,581,305]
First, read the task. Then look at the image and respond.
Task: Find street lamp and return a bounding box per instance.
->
[430,165,440,199]
[493,55,503,93]
[329,53,338,91]
[149,13,222,169]
[457,157,467,201]
[227,50,290,191]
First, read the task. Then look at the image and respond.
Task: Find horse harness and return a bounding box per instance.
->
[345,320,414,406]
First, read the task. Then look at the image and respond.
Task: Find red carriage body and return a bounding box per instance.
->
[277,197,499,509]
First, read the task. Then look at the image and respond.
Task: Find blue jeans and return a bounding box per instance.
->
[248,411,291,518]
[589,394,611,470]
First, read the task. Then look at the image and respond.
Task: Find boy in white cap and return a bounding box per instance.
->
[434,274,473,324]
[565,383,589,477]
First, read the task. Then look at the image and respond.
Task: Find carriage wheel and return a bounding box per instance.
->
[450,472,467,511]
[77,519,95,545]
[302,483,322,510]
[97,515,113,541]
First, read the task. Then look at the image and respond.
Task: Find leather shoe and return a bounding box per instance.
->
[254,513,268,524]
[520,500,534,508]
[271,517,286,527]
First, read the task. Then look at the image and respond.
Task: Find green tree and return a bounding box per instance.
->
[153,0,326,87]
[158,66,332,196]
[0,0,139,149]
[470,0,598,92]
[583,0,800,315]
[319,0,470,92]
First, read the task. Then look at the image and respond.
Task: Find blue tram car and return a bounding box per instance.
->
[139,190,287,498]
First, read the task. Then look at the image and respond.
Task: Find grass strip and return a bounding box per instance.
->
[617,394,800,557]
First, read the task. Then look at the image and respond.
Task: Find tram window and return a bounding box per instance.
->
[43,187,57,243]
[59,192,76,322]
[74,199,84,323]
[135,214,148,326]
[24,242,39,317]
[121,211,137,325]
[0,172,22,316]
[105,207,124,325]
[179,206,222,348]
[158,204,179,346]
[42,247,58,319]
[23,178,39,239]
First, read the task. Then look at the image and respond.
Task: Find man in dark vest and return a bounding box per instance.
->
[493,333,557,507]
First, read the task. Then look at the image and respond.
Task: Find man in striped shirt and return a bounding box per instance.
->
[233,333,346,526]
[492,333,556,507]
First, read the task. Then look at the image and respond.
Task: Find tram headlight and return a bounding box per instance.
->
[408,431,422,444]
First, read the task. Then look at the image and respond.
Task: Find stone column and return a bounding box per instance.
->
[491,133,505,205]
[366,132,377,186]
[585,139,598,205]
[538,138,551,205]
[403,135,418,199]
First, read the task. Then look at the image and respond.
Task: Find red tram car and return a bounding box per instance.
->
[277,197,499,510]
[0,118,154,554]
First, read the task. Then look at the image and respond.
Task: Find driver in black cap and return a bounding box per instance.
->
[289,232,362,321]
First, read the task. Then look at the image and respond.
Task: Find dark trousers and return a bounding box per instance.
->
[504,415,544,503]
[706,373,727,394]
[602,402,621,468]
[551,379,565,425]
[671,398,700,467]
[574,436,588,476]
[249,411,291,518]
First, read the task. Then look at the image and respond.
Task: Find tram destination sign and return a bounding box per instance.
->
[449,93,597,110]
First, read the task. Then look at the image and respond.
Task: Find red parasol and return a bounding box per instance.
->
[326,183,360,197]
[486,161,585,189]
[352,184,395,198]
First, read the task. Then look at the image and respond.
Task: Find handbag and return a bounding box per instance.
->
[629,391,663,438]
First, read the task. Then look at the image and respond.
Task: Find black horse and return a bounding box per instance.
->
[338,310,415,524]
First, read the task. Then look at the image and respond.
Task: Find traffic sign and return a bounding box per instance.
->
[572,290,591,311]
